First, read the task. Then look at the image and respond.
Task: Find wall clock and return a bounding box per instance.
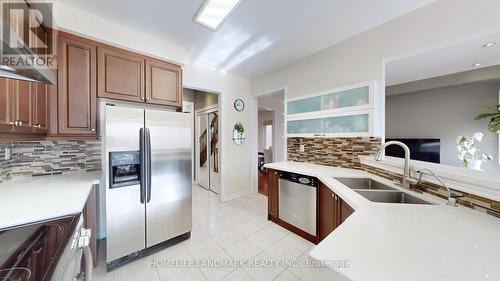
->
[234,99,245,112]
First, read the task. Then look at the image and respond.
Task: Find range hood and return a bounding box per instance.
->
[0,19,56,85]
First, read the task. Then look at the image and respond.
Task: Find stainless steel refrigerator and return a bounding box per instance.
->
[103,103,192,269]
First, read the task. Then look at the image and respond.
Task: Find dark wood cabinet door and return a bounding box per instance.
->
[0,78,14,131]
[340,199,354,223]
[318,182,336,241]
[32,82,47,133]
[13,80,33,132]
[7,0,30,47]
[268,169,279,220]
[145,59,182,107]
[98,46,144,102]
[318,181,355,242]
[83,184,98,267]
[58,34,97,135]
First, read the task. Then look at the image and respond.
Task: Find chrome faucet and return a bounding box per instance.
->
[374,141,418,189]
[416,168,457,207]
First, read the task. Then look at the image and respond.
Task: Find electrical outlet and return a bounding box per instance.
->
[4,147,11,160]
[299,144,305,152]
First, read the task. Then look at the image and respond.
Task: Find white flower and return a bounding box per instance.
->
[456,132,492,168]
[473,132,484,142]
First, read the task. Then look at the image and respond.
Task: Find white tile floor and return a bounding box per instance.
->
[93,185,348,281]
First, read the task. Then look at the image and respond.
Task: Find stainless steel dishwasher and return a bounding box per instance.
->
[278,171,317,236]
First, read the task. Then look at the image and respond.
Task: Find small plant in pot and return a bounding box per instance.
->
[456,132,492,170]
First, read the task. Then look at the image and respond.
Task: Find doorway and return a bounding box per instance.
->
[254,90,286,196]
[196,109,219,193]
[185,89,220,194]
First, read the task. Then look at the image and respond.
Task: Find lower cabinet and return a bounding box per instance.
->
[268,169,279,220]
[267,170,355,244]
[318,182,353,241]
[83,184,98,267]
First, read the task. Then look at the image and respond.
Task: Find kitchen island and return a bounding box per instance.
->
[265,161,500,281]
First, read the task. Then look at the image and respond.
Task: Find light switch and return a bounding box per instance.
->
[299,144,305,152]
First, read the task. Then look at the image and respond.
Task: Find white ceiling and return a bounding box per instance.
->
[56,0,434,78]
[386,32,500,86]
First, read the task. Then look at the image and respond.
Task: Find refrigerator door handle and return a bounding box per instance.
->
[146,127,152,203]
[140,127,146,204]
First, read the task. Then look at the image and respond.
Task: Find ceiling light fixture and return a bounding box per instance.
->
[194,0,242,31]
[472,63,481,67]
[482,42,496,48]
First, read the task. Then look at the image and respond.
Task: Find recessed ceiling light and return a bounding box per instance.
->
[472,63,481,67]
[482,42,496,48]
[194,0,242,31]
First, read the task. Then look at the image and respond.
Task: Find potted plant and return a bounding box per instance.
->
[475,105,500,133]
[456,132,492,170]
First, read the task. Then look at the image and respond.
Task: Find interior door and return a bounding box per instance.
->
[208,112,219,193]
[105,105,146,262]
[145,110,192,248]
[197,114,210,189]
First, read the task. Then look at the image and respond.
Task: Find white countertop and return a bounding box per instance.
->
[265,161,500,281]
[0,171,101,230]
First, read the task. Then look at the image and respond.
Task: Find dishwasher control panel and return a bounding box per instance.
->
[279,172,317,187]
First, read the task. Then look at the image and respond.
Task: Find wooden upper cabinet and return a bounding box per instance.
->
[32,82,47,132]
[0,78,14,131]
[12,80,33,131]
[7,0,29,46]
[145,59,182,106]
[57,33,97,135]
[98,47,144,102]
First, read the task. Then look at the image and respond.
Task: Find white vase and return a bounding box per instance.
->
[470,160,484,171]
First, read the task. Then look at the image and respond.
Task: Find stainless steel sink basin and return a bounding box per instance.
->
[355,190,433,205]
[335,178,395,191]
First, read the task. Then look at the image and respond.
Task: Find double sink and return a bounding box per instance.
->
[335,178,433,205]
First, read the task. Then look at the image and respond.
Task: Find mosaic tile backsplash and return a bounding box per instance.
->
[287,137,382,169]
[361,164,500,218]
[0,140,101,180]
[287,136,500,218]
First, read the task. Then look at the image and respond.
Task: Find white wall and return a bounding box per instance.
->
[251,0,500,99]
[183,62,253,201]
[386,80,500,172]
